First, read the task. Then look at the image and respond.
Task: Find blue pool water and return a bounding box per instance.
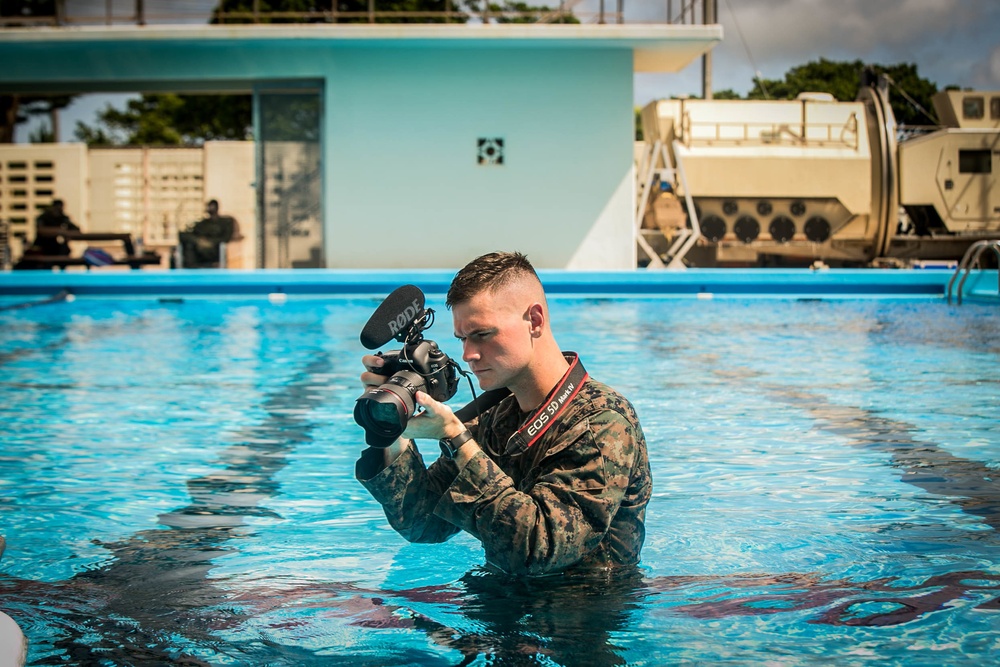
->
[1,294,999,665]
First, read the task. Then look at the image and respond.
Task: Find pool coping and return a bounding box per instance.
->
[0,268,998,302]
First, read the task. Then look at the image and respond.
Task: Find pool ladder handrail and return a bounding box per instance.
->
[947,239,1000,304]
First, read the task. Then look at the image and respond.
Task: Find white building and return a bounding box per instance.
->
[0,22,721,269]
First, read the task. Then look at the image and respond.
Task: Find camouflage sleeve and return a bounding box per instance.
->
[432,409,640,576]
[356,443,464,544]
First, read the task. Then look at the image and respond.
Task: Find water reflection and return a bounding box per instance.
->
[774,385,1000,530]
[209,565,1000,664]
[653,569,1000,626]
[6,558,1000,665]
[1,356,332,664]
[422,568,645,666]
[3,299,1000,664]
[215,567,649,665]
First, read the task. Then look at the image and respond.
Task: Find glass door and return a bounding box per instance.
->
[254,84,323,268]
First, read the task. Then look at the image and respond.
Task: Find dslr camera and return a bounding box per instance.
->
[354,285,460,448]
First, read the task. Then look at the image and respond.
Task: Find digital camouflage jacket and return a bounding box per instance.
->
[356,373,651,577]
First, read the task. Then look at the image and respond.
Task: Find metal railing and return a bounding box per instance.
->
[0,0,727,27]
[0,0,677,27]
[947,239,1000,304]
[679,114,861,150]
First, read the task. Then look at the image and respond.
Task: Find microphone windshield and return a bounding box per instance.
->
[359,284,426,350]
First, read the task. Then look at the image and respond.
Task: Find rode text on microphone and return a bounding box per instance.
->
[359,284,427,350]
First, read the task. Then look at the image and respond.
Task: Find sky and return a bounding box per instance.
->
[14,0,1000,142]
[632,0,1000,104]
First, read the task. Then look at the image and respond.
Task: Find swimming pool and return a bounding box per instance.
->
[1,283,999,665]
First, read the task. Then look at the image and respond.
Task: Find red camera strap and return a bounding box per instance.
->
[505,352,588,455]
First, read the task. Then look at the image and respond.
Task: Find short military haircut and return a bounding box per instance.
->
[446,251,541,308]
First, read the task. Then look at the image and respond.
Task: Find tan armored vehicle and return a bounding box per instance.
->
[637,73,999,267]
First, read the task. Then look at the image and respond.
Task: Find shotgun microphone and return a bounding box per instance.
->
[359,284,427,350]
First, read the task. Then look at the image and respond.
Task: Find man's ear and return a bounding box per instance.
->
[527,303,545,336]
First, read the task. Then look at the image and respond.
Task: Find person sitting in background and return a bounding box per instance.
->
[13,199,81,269]
[33,199,80,256]
[176,199,241,268]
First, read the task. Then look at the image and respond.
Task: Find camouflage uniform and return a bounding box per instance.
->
[356,375,651,577]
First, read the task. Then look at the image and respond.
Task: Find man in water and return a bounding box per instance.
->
[356,251,651,576]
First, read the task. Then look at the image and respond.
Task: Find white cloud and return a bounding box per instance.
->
[633,0,1000,103]
[978,43,1000,89]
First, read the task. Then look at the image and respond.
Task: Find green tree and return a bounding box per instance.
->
[75,94,252,146]
[210,0,568,24]
[211,0,471,24]
[28,121,55,143]
[875,62,940,125]
[745,58,940,126]
[260,94,321,142]
[1,93,75,144]
[479,1,578,23]
[747,58,863,103]
[711,89,742,100]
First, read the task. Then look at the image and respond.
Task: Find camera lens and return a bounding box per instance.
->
[366,400,402,427]
[353,371,424,447]
[354,391,407,445]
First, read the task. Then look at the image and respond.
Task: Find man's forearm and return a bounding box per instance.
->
[384,437,412,467]
[385,434,476,469]
[452,438,480,470]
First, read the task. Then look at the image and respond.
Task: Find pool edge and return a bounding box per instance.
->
[2,267,993,300]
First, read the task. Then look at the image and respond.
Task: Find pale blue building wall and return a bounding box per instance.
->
[326,47,634,269]
[0,28,703,269]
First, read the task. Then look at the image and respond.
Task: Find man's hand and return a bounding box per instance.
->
[359,353,410,464]
[359,356,470,465]
[403,391,466,441]
[360,353,388,389]
[407,391,479,468]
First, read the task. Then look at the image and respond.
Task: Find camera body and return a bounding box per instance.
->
[354,285,460,448]
[372,342,458,405]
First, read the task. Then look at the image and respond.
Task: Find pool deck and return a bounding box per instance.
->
[0,268,998,302]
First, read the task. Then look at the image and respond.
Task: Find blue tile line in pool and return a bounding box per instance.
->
[1,268,997,301]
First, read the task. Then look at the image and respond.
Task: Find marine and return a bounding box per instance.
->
[356,251,651,576]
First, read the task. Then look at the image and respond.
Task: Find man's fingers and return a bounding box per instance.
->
[415,391,452,413]
[360,355,386,387]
